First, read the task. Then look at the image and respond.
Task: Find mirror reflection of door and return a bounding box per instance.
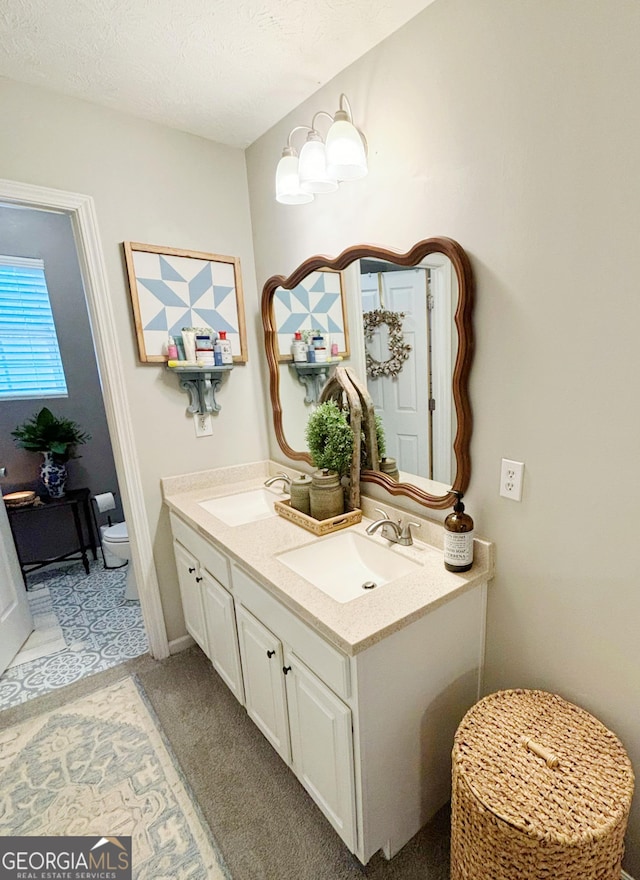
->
[360,259,454,485]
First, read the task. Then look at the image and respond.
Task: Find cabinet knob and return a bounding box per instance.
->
[195,576,203,583]
[188,566,196,573]
[266,649,275,658]
[283,665,292,675]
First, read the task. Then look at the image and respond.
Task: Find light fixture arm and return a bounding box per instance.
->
[285,124,313,153]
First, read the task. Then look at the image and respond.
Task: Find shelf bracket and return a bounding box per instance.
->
[169,366,233,415]
[291,363,332,405]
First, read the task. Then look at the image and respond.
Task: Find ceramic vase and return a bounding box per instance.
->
[309,469,344,520]
[40,452,68,498]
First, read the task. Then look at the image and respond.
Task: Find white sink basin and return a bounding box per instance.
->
[199,488,283,526]
[277,531,421,603]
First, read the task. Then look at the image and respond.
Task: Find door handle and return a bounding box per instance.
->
[266,649,275,658]
[282,665,292,675]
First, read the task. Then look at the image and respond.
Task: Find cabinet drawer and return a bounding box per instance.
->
[170,512,230,588]
[232,562,351,701]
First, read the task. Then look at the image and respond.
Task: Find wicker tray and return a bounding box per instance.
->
[274,499,362,536]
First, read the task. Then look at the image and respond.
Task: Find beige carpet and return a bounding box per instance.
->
[0,647,452,879]
[0,675,229,879]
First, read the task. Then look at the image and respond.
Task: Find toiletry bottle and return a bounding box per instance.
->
[292,331,307,362]
[167,335,178,360]
[216,331,233,364]
[444,491,474,572]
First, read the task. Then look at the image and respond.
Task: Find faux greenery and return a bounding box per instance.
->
[305,400,354,477]
[12,407,91,462]
[375,414,386,460]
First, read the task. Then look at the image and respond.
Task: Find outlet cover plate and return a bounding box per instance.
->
[194,413,213,437]
[500,459,524,501]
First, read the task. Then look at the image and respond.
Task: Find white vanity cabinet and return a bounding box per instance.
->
[235,605,291,763]
[168,508,487,865]
[171,512,244,705]
[173,539,209,656]
[233,564,357,852]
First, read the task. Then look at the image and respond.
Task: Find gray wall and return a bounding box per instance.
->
[0,205,123,560]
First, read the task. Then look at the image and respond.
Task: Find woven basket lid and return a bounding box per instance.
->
[453,689,634,844]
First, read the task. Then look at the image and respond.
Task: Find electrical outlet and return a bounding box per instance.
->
[500,459,524,501]
[194,413,213,437]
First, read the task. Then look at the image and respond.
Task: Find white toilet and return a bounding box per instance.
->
[101,521,139,601]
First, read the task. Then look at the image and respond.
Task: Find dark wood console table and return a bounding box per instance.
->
[7,487,97,584]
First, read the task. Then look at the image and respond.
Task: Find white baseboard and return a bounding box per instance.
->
[168,634,195,654]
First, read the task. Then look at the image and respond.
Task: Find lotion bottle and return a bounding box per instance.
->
[444,491,474,572]
[291,331,307,362]
[216,331,233,364]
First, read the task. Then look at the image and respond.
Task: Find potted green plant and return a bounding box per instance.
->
[305,401,354,519]
[12,407,91,498]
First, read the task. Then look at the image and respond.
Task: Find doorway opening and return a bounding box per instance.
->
[0,178,168,699]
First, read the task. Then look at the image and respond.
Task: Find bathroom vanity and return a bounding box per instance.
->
[162,462,493,865]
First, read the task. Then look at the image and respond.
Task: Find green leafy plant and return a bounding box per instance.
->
[12,407,91,462]
[375,414,386,461]
[305,400,354,477]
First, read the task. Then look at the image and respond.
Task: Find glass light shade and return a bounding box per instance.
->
[325,118,368,181]
[275,154,313,204]
[298,137,338,194]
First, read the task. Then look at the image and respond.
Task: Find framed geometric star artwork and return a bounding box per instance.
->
[274,268,350,362]
[122,242,248,364]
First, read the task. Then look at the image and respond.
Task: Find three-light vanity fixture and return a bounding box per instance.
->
[275,94,368,205]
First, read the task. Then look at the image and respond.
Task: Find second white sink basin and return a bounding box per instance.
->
[199,488,283,526]
[277,531,421,603]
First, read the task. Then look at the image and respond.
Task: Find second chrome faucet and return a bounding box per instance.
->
[366,508,420,546]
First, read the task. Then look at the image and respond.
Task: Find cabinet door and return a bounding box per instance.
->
[202,569,244,705]
[174,539,209,655]
[236,605,291,763]
[285,651,357,853]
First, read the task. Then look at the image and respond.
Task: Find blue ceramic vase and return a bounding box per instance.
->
[40,452,68,498]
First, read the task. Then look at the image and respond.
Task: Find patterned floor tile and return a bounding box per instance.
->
[0,560,148,711]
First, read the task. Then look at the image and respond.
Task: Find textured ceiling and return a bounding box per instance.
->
[0,0,436,147]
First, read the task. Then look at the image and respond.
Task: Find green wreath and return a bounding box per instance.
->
[363,310,412,378]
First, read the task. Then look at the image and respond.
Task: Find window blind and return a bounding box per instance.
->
[0,255,68,400]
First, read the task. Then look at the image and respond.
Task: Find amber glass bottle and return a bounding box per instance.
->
[444,492,474,572]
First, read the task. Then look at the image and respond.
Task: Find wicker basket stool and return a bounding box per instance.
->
[451,689,634,880]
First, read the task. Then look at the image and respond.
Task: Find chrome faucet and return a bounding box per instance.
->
[264,472,291,491]
[366,508,420,547]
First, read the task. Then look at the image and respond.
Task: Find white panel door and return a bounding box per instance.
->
[285,650,356,852]
[0,493,33,675]
[236,605,291,763]
[173,539,209,655]
[201,570,244,705]
[361,270,429,476]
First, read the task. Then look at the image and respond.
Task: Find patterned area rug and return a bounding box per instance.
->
[7,587,67,668]
[0,676,230,880]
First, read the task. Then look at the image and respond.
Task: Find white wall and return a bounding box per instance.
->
[0,78,271,642]
[246,0,640,872]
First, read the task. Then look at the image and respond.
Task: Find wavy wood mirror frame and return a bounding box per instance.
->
[261,236,474,510]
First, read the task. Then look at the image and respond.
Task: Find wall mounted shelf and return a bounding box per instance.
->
[291,362,335,404]
[168,365,233,415]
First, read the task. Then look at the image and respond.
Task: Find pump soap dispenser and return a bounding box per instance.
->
[444,491,474,572]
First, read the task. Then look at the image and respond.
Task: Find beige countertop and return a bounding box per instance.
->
[162,461,494,656]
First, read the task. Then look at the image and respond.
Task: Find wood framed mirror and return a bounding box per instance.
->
[261,237,474,510]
